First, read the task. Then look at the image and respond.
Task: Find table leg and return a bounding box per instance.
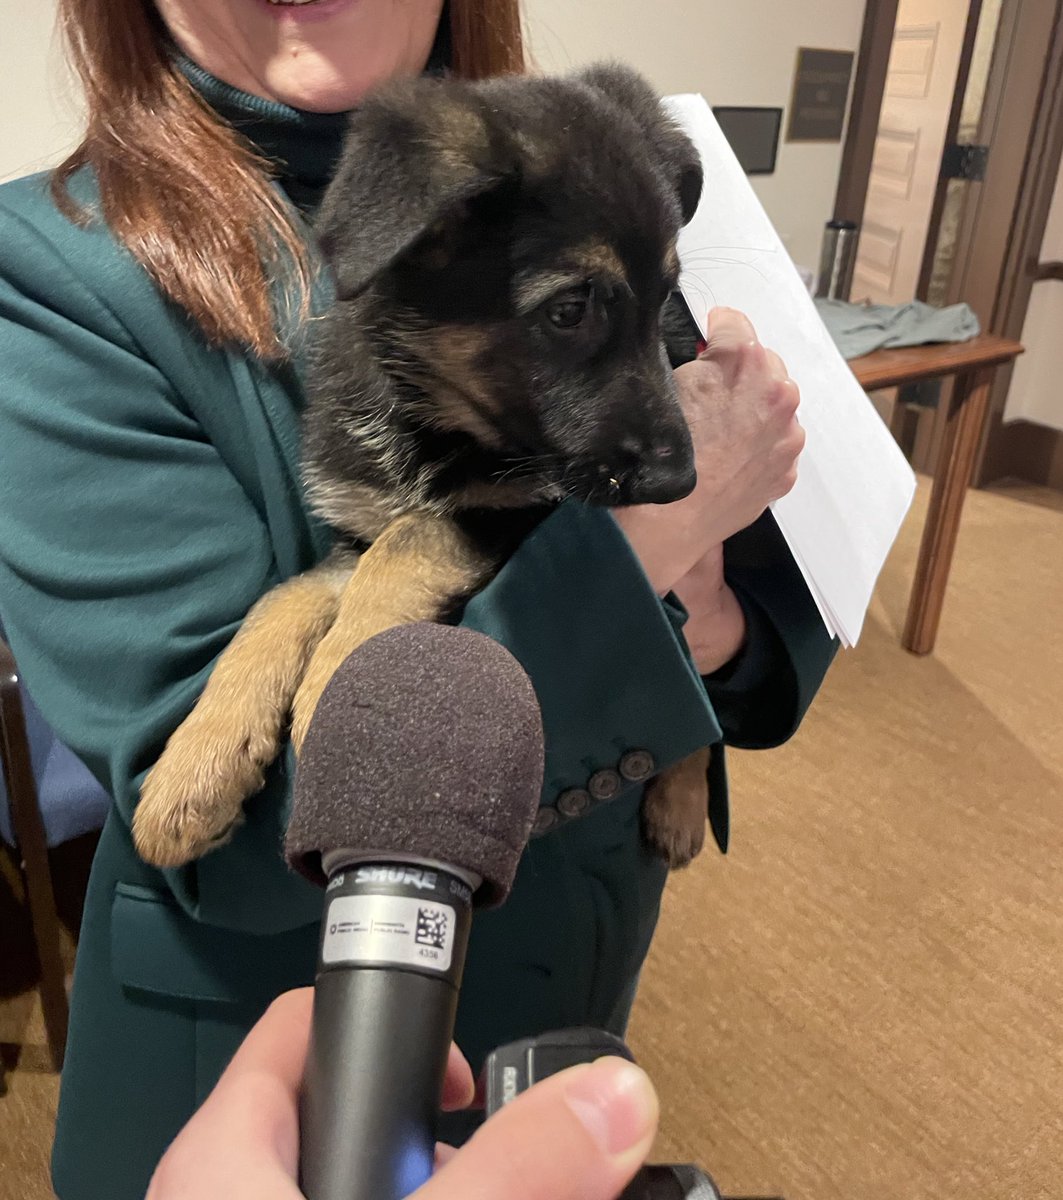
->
[902,366,993,655]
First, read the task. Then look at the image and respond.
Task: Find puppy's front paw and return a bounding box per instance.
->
[133,719,280,867]
[291,631,372,753]
[640,749,710,870]
[290,668,332,756]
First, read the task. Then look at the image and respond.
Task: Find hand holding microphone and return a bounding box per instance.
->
[145,988,660,1200]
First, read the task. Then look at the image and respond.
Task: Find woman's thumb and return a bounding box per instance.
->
[420,1057,659,1200]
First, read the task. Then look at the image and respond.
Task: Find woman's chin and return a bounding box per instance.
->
[259,62,378,112]
[260,59,420,113]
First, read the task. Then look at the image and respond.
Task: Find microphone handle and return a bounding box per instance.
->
[300,862,474,1200]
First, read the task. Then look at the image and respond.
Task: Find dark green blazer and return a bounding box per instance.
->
[0,71,836,1200]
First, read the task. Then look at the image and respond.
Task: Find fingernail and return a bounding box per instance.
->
[564,1058,659,1157]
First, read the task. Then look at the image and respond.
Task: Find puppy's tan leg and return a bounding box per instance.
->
[640,747,711,870]
[291,512,494,751]
[134,557,353,867]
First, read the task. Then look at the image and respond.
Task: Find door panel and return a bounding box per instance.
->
[888,24,940,96]
[871,126,921,197]
[858,220,904,293]
[852,0,970,305]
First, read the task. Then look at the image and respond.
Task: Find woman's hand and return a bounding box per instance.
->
[670,544,748,675]
[615,307,804,597]
[146,988,659,1200]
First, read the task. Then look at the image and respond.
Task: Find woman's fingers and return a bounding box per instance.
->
[702,305,758,350]
[764,347,788,381]
[702,311,797,401]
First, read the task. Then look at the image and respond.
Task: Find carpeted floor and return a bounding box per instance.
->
[0,836,91,1200]
[630,478,1063,1199]
[1,477,1061,1200]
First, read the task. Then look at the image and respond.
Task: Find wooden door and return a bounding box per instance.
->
[851,0,971,304]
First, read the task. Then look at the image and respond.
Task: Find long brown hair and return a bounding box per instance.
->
[51,1,525,359]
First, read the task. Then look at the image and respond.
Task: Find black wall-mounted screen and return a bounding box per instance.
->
[712,106,783,175]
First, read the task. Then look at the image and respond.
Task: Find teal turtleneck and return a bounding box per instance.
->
[175,55,351,212]
[173,20,451,214]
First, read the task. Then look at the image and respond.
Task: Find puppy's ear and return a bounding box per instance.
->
[576,63,704,226]
[315,79,515,298]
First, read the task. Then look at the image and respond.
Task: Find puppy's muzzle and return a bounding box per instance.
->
[596,430,697,506]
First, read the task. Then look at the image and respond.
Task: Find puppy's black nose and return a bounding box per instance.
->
[626,459,697,504]
[606,439,697,505]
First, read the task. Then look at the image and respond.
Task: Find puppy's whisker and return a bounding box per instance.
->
[680,254,770,285]
[490,453,563,486]
[681,243,776,255]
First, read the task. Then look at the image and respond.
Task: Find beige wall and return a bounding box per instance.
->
[0,0,83,184]
[524,0,869,272]
[0,0,869,271]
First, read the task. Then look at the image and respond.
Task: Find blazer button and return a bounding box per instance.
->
[618,750,656,782]
[532,807,560,836]
[588,768,622,802]
[557,787,592,817]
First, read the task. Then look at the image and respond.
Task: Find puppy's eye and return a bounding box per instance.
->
[545,284,592,329]
[549,299,586,328]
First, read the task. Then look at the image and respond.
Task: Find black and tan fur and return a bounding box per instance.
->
[133,64,714,871]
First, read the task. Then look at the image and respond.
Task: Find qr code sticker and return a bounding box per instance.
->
[415,907,448,951]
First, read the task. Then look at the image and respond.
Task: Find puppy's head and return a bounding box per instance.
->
[315,63,703,507]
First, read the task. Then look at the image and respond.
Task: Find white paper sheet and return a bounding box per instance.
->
[664,94,917,647]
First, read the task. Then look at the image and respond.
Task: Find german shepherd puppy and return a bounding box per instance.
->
[132,63,714,872]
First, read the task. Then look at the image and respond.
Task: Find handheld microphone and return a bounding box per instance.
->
[285,623,544,1200]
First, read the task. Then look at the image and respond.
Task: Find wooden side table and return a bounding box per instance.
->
[849,334,1024,655]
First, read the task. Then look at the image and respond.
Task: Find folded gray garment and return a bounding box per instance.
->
[815,298,981,360]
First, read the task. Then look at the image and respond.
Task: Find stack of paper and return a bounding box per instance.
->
[664,94,916,647]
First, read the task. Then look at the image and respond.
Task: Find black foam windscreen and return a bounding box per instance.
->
[285,624,544,908]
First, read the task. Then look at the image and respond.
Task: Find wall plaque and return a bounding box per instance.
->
[787,48,855,142]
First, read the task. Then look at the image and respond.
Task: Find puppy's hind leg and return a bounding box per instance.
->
[133,556,353,867]
[640,747,711,870]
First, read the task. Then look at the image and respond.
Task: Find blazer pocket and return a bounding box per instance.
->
[110,882,319,1005]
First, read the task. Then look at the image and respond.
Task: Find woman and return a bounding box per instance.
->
[0,2,835,1197]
